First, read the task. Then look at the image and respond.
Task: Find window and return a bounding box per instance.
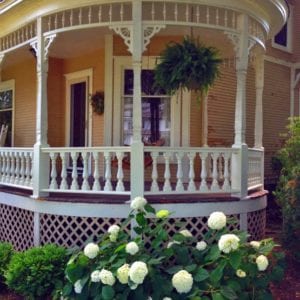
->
[122,69,171,145]
[272,6,292,52]
[0,80,14,146]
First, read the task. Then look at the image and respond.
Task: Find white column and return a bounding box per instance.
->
[130,0,144,199]
[202,94,208,147]
[230,14,250,201]
[254,51,264,149]
[32,18,54,198]
[0,53,4,82]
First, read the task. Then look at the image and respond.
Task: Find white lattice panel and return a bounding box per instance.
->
[0,204,34,251]
[247,209,266,240]
[40,214,130,248]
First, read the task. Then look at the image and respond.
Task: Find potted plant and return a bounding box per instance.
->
[154,37,222,97]
[90,91,105,115]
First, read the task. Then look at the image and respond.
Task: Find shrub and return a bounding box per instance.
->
[0,242,14,286]
[274,117,300,259]
[61,197,285,300]
[5,244,68,299]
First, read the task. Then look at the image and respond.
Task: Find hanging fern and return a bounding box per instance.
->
[154,37,222,96]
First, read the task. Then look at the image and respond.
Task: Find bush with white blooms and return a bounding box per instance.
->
[60,197,285,300]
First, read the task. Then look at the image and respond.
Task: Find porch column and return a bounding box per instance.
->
[31,17,55,198]
[229,14,251,203]
[0,53,4,82]
[130,0,144,199]
[254,51,265,149]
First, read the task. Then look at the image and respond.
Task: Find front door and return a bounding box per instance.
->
[70,82,87,147]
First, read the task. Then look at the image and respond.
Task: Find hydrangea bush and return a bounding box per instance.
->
[61,197,284,300]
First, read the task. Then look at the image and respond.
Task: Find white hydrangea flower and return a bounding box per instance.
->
[218,234,240,253]
[179,229,193,238]
[83,243,99,259]
[91,270,101,282]
[163,298,172,300]
[130,196,147,210]
[208,212,227,230]
[172,270,193,294]
[108,224,120,235]
[126,241,139,255]
[167,241,181,248]
[256,255,269,271]
[74,280,83,294]
[250,241,261,249]
[236,269,246,278]
[116,264,130,284]
[99,269,116,286]
[196,241,207,251]
[129,261,148,284]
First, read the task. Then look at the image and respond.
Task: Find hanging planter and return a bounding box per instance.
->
[154,37,222,97]
[90,91,104,115]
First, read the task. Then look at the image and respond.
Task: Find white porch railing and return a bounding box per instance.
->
[41,147,131,194]
[145,147,239,194]
[0,148,33,190]
[248,148,264,190]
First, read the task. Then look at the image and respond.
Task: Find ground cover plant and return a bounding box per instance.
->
[0,242,14,287]
[61,197,284,300]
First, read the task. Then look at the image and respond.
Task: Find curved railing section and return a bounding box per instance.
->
[248,148,264,191]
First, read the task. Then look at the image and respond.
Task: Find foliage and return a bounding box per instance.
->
[0,242,14,286]
[5,244,68,299]
[61,197,284,300]
[90,91,104,115]
[154,37,222,97]
[274,117,300,259]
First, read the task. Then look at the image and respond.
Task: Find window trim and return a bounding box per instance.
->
[113,56,190,147]
[0,79,15,146]
[272,5,293,53]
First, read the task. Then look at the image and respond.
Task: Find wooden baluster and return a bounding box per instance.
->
[176,152,184,192]
[98,5,102,22]
[225,9,228,27]
[109,4,112,23]
[104,152,112,191]
[14,152,20,185]
[163,152,172,192]
[199,152,208,192]
[88,6,92,23]
[174,3,178,22]
[49,152,58,190]
[150,151,159,192]
[19,152,25,186]
[163,2,166,21]
[211,153,219,191]
[206,6,210,24]
[81,152,90,190]
[116,152,125,192]
[70,9,73,26]
[216,8,219,25]
[92,151,101,191]
[5,152,10,183]
[30,152,33,187]
[151,2,155,21]
[62,11,65,27]
[10,152,15,184]
[48,16,51,31]
[55,14,58,29]
[185,4,189,22]
[196,5,200,23]
[25,152,31,186]
[218,154,224,181]
[120,3,124,22]
[232,11,236,28]
[187,152,196,192]
[70,152,79,190]
[60,152,68,190]
[79,8,82,25]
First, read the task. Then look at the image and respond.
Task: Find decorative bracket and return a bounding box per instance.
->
[224,31,240,56]
[109,25,133,54]
[143,25,165,51]
[30,34,57,60]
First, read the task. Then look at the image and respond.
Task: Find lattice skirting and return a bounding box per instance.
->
[0,204,34,251]
[247,209,266,240]
[0,204,266,250]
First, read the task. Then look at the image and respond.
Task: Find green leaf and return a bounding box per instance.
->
[148,257,165,265]
[133,226,143,234]
[229,251,242,269]
[114,244,126,253]
[227,280,241,292]
[205,244,221,262]
[62,282,73,296]
[210,262,226,284]
[220,286,238,300]
[185,264,197,272]
[194,268,209,282]
[144,203,156,214]
[136,213,147,227]
[165,265,183,274]
[212,292,225,300]
[102,286,115,300]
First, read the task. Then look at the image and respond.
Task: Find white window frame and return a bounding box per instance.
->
[272,5,293,53]
[0,79,15,146]
[113,56,190,147]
